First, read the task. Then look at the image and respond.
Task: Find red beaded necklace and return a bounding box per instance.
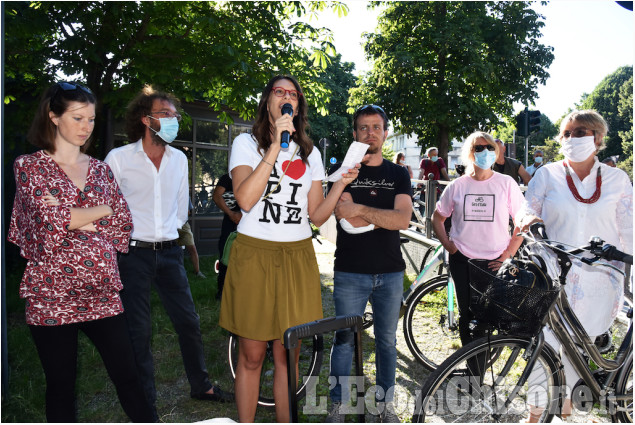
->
[563,161,602,204]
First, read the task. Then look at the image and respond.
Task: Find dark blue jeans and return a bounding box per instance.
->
[329,271,404,404]
[117,246,212,406]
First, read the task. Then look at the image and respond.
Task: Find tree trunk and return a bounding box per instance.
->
[437,124,450,165]
[103,105,114,157]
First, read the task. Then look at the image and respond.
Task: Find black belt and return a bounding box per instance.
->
[130,239,179,250]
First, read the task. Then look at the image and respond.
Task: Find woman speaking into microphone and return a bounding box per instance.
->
[219,75,362,422]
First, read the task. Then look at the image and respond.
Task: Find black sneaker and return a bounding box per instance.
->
[191,385,234,403]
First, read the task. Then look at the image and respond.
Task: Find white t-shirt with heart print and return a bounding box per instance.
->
[229,133,325,242]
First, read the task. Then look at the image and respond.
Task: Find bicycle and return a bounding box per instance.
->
[413,223,633,423]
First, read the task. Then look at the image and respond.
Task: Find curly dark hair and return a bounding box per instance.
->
[251,75,313,164]
[27,82,97,153]
[125,85,181,142]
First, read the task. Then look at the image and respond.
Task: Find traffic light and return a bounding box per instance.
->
[515,110,528,137]
[528,110,541,134]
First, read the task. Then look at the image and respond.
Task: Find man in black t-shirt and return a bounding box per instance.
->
[326,105,412,423]
[212,173,241,300]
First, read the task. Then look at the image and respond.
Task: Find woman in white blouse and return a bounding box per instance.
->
[517,109,633,421]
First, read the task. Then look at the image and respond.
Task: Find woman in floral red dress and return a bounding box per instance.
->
[8,82,155,422]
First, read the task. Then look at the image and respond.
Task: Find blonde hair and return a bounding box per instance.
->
[559,109,608,151]
[461,131,499,174]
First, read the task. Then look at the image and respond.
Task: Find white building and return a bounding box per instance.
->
[388,132,464,178]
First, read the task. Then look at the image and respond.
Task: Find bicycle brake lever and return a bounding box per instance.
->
[580,256,600,265]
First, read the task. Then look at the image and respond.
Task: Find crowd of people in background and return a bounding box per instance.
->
[8,78,632,423]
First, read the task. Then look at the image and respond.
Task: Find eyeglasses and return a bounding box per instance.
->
[561,127,594,139]
[150,110,182,122]
[271,87,301,100]
[474,145,496,153]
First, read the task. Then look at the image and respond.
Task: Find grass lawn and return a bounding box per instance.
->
[2,250,419,423]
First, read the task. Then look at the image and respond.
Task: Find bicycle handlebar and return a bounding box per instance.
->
[598,243,633,265]
[525,222,632,266]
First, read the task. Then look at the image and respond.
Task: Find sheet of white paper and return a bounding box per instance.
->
[327,141,369,182]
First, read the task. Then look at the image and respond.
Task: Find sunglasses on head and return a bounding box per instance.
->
[50,82,94,108]
[353,104,387,123]
[355,104,385,115]
[474,145,496,153]
[57,82,93,95]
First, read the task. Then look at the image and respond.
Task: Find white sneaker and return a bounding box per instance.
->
[196,271,207,278]
[326,401,344,423]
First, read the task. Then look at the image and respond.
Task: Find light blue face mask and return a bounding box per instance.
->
[474,150,496,170]
[148,116,179,143]
[430,155,439,162]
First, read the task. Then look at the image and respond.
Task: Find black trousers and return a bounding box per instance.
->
[448,250,487,345]
[29,314,157,423]
[448,250,488,376]
[117,246,212,406]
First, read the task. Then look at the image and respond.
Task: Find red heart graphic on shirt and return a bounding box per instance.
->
[281,159,306,180]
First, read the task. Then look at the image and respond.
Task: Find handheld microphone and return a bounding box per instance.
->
[281,103,293,148]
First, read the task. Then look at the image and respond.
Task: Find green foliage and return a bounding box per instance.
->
[493,113,557,162]
[4,1,348,158]
[382,142,395,160]
[307,54,357,163]
[350,1,554,162]
[617,76,633,180]
[533,138,564,164]
[579,65,633,162]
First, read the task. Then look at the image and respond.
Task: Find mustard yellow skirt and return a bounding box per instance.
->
[219,233,323,342]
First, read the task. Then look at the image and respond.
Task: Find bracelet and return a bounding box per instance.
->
[261,158,274,167]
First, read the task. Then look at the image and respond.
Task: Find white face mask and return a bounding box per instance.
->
[534,156,543,164]
[560,135,596,163]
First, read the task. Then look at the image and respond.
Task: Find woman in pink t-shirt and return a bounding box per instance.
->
[431,131,525,347]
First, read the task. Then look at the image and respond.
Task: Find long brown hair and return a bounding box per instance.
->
[251,75,313,164]
[27,82,97,153]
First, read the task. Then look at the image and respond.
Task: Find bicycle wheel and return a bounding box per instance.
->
[412,335,563,423]
[228,333,323,407]
[614,354,633,423]
[403,275,461,370]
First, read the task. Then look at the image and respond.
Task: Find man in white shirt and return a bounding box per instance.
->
[526,149,544,176]
[105,86,230,411]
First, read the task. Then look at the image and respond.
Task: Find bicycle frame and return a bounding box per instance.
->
[404,244,444,301]
[404,245,458,330]
[546,292,633,400]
